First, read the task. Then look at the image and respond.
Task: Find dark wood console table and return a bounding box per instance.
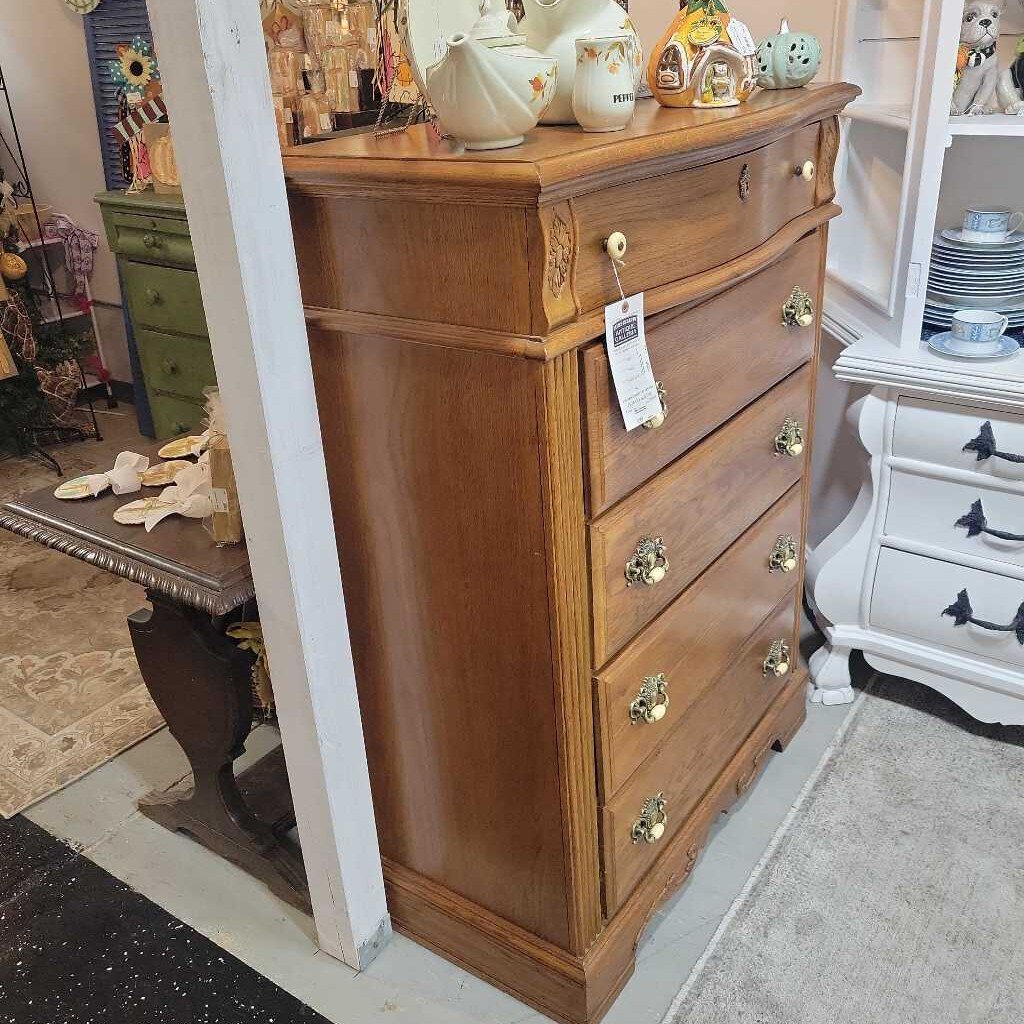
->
[0,464,309,911]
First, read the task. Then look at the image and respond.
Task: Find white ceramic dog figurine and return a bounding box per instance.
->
[997,2,1024,114]
[952,0,1004,115]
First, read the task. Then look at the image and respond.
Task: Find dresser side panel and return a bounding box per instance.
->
[309,329,573,947]
[291,195,533,334]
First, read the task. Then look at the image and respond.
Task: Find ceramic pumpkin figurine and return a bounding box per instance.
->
[647,0,757,109]
[755,19,822,90]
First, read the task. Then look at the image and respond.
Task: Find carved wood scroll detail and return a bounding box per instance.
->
[536,201,580,332]
[816,116,841,206]
[547,211,574,299]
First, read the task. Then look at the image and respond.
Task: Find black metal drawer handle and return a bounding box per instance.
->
[955,499,1024,542]
[963,422,1024,464]
[942,589,1024,644]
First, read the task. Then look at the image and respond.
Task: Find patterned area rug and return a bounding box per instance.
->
[0,420,165,817]
[666,675,1024,1024]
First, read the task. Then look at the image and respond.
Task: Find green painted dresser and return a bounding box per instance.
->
[96,191,217,439]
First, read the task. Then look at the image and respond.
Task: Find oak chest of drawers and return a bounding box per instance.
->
[284,85,858,1024]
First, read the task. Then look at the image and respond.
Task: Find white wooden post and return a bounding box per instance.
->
[145,0,390,968]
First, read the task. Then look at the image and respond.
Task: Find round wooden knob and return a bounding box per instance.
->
[161,359,179,375]
[143,232,162,249]
[797,161,816,181]
[605,232,627,260]
[146,288,162,306]
[647,822,666,843]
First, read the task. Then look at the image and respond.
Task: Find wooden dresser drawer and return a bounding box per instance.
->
[594,486,803,799]
[136,328,216,405]
[148,394,206,441]
[590,366,811,666]
[572,124,820,314]
[600,597,798,912]
[105,211,196,268]
[121,261,207,339]
[583,233,822,514]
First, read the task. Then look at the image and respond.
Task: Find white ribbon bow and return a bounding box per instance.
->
[81,451,150,497]
[144,463,214,531]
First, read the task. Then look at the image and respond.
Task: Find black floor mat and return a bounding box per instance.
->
[0,816,331,1024]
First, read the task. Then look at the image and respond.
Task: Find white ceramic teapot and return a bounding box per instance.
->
[425,0,559,150]
[519,0,643,124]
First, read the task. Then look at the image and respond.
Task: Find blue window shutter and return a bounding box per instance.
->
[84,0,154,191]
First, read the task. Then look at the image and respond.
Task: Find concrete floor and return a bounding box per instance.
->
[24,672,857,1024]
[12,407,861,1022]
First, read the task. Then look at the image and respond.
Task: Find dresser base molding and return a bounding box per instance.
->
[382,675,807,1024]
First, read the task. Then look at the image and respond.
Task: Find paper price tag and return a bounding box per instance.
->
[210,487,230,514]
[728,18,757,57]
[605,293,662,432]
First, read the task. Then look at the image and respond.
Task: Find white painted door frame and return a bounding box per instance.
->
[145,0,390,969]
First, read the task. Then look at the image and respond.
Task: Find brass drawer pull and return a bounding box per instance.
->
[795,160,816,181]
[625,537,669,587]
[642,381,667,431]
[143,232,164,249]
[739,163,752,202]
[768,535,799,574]
[774,417,805,458]
[782,286,815,328]
[161,358,179,376]
[145,288,163,306]
[763,639,792,678]
[631,793,667,844]
[629,674,669,724]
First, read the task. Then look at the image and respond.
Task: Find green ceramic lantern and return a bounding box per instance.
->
[755,19,822,90]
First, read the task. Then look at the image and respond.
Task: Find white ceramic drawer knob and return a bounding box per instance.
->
[797,160,816,181]
[605,231,628,260]
[631,793,668,845]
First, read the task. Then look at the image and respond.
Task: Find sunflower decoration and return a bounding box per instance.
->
[109,36,162,104]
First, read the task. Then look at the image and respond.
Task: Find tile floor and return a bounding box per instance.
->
[23,668,858,1024]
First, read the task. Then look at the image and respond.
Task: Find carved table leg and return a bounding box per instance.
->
[128,590,310,912]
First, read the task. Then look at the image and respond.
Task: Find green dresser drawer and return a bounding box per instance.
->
[122,261,207,338]
[105,211,195,268]
[136,328,216,405]
[149,394,207,441]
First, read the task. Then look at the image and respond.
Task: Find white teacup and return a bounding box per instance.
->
[948,309,1010,354]
[962,206,1024,244]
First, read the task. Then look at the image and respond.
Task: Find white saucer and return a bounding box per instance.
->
[927,332,1020,360]
[939,228,1024,249]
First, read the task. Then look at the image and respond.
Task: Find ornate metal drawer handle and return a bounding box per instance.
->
[768,535,799,574]
[943,589,1024,644]
[629,673,669,724]
[956,499,1024,543]
[625,537,669,587]
[739,163,752,202]
[782,287,815,329]
[963,422,1024,465]
[642,381,668,431]
[763,639,792,678]
[774,417,805,458]
[631,793,667,844]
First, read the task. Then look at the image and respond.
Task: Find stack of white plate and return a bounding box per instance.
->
[926,228,1024,332]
